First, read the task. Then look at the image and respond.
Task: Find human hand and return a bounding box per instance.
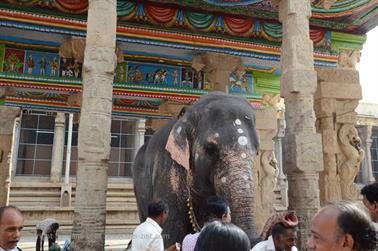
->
[166,242,181,251]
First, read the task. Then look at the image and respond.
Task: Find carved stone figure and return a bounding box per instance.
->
[338,124,364,200]
[311,0,336,9]
[262,93,281,108]
[192,52,244,92]
[259,150,278,208]
[338,50,361,69]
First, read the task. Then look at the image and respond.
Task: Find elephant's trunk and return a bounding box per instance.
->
[214,153,260,247]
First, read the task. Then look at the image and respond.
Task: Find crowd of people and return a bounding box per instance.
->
[1,182,378,251]
[127,182,378,251]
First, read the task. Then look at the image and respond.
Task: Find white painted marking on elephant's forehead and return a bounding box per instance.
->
[237,128,243,134]
[176,126,182,134]
[235,119,242,125]
[238,136,248,146]
[241,153,247,158]
[195,153,199,160]
[221,177,227,183]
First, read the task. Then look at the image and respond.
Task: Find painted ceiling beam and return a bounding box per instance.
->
[0,7,339,67]
[1,0,376,33]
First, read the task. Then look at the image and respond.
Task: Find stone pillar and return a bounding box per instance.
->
[134,119,146,157]
[315,66,364,202]
[360,125,375,183]
[274,110,289,208]
[50,112,66,183]
[70,0,117,249]
[278,0,323,248]
[0,106,21,206]
[254,107,278,231]
[357,125,374,184]
[192,52,244,92]
[10,117,21,178]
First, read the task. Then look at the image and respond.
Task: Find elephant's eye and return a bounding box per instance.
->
[205,143,218,158]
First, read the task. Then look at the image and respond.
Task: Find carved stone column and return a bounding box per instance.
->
[360,125,375,183]
[70,0,117,249]
[357,125,374,184]
[50,112,66,183]
[278,0,323,248]
[254,107,278,231]
[274,110,288,208]
[315,67,363,202]
[315,41,364,203]
[134,119,146,158]
[10,117,21,179]
[192,52,244,93]
[0,106,21,206]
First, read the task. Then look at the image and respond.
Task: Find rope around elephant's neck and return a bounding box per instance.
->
[187,196,201,232]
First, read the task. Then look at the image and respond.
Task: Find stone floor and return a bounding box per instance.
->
[18,234,130,251]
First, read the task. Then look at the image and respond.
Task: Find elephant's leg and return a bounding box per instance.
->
[154,163,192,247]
[132,144,152,222]
[162,195,192,247]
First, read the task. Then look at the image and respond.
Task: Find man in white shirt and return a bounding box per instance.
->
[131,199,179,251]
[251,223,298,251]
[0,206,24,251]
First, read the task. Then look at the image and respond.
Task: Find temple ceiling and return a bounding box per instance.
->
[0,0,375,118]
[1,0,377,34]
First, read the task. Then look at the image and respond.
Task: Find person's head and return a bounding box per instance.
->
[361,182,378,222]
[0,206,24,250]
[147,199,169,225]
[200,196,231,224]
[194,221,250,251]
[307,202,377,251]
[271,223,297,251]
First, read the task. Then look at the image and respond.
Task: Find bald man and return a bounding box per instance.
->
[307,202,376,251]
[0,206,24,251]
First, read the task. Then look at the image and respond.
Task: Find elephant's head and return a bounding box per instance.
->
[165,92,260,245]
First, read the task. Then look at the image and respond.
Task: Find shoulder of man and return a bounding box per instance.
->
[250,240,269,251]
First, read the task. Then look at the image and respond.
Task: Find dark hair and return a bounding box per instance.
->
[194,221,250,251]
[271,223,296,239]
[332,202,377,251]
[361,182,378,204]
[200,196,229,223]
[0,205,22,224]
[147,199,169,218]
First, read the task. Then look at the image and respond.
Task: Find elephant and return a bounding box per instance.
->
[132,91,260,247]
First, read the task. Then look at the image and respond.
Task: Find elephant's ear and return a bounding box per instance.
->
[165,122,190,171]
